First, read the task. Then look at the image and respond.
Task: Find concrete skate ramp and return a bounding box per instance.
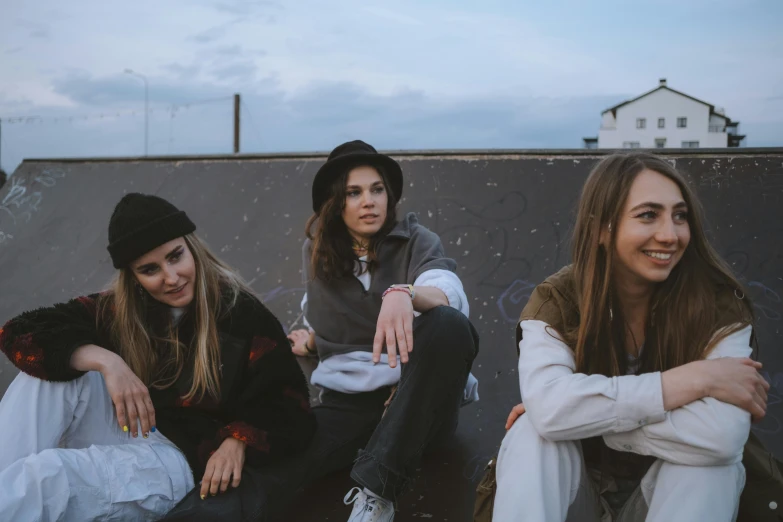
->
[1,149,782,520]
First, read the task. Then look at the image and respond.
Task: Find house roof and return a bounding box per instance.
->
[602,85,734,123]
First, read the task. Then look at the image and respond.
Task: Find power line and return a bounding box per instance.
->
[179,95,236,108]
[0,94,239,166]
[0,95,235,126]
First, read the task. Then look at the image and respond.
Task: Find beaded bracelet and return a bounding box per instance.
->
[382,284,415,300]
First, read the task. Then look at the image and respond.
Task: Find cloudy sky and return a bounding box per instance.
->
[1,0,781,173]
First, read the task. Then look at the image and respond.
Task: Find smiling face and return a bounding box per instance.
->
[131,237,196,307]
[613,168,691,288]
[341,165,389,242]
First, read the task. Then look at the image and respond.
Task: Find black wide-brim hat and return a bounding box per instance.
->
[311,140,403,213]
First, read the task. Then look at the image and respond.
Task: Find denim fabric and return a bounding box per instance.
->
[163,306,479,521]
[351,306,479,503]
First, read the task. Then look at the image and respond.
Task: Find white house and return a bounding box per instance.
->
[583,79,745,149]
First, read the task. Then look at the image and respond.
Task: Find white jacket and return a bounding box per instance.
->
[518,320,752,466]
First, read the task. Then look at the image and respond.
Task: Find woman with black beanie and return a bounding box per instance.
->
[0,193,315,521]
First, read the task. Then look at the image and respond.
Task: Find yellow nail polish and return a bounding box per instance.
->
[122,425,129,432]
[143,433,149,439]
[200,494,206,500]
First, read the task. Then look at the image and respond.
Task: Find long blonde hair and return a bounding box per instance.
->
[98,234,254,402]
[570,152,753,377]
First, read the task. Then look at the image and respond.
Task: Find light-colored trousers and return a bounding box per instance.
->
[493,415,745,522]
[0,371,194,521]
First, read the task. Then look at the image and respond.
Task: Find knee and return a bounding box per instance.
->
[643,461,745,515]
[421,304,467,326]
[28,448,67,470]
[416,306,476,355]
[16,449,70,487]
[498,416,581,470]
[499,415,544,460]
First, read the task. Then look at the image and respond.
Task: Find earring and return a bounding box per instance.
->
[609,294,614,321]
[608,222,613,233]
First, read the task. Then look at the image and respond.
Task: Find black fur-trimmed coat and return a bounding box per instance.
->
[0,289,315,478]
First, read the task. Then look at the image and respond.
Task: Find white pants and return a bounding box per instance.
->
[0,371,194,521]
[493,415,745,522]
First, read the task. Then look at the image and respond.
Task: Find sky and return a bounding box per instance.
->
[1,0,782,173]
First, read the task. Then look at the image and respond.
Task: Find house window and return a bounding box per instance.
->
[623,141,641,149]
[681,141,699,148]
[677,117,687,128]
[658,118,665,128]
[655,138,666,148]
[636,118,646,129]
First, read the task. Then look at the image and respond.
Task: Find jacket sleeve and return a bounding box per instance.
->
[412,269,469,317]
[214,294,316,467]
[518,319,667,441]
[602,325,753,466]
[0,294,104,382]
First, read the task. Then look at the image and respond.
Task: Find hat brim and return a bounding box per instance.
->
[312,153,403,213]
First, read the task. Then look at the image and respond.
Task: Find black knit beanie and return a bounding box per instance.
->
[107,193,196,268]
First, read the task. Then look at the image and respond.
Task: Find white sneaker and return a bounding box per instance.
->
[343,487,395,522]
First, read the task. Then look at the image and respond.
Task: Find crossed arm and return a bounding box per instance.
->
[509,321,768,466]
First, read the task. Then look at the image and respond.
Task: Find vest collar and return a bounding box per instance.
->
[385,212,418,240]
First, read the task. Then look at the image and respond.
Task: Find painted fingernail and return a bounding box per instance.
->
[200,494,206,500]
[143,433,149,439]
[122,425,129,432]
[151,426,157,433]
[132,432,138,438]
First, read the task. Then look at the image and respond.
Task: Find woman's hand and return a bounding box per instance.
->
[99,351,157,438]
[200,437,246,499]
[71,345,156,438]
[373,291,414,368]
[287,329,314,357]
[702,358,770,422]
[505,403,526,430]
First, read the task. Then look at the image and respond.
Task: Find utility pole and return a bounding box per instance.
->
[0,119,3,172]
[233,93,240,154]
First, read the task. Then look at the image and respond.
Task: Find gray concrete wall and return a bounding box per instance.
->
[1,149,781,519]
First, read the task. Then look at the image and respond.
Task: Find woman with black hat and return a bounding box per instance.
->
[0,193,315,521]
[286,140,480,522]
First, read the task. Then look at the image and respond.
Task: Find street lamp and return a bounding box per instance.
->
[124,68,149,156]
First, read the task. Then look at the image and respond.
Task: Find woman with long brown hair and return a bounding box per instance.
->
[285,140,479,522]
[492,153,770,521]
[0,193,315,521]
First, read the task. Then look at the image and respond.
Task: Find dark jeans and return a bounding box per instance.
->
[162,306,479,521]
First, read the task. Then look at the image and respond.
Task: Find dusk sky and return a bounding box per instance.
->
[1,0,782,173]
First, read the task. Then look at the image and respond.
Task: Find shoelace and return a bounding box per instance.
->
[343,487,388,522]
[344,487,365,507]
